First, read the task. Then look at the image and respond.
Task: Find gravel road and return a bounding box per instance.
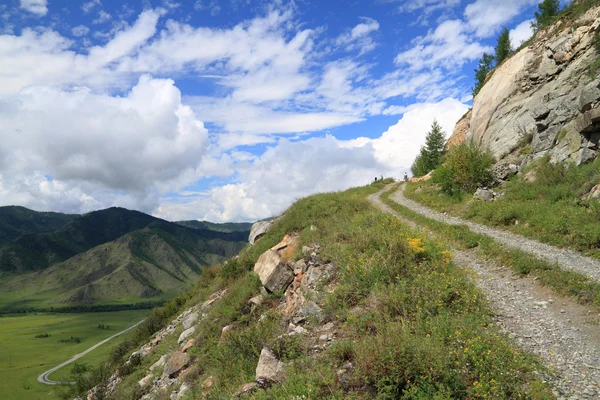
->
[369,184,600,399]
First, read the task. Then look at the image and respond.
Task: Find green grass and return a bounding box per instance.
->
[405,158,600,259]
[106,179,552,399]
[0,310,148,400]
[381,184,600,309]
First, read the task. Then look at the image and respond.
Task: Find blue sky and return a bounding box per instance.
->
[0,0,549,221]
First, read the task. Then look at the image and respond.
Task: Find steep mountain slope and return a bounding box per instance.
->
[0,221,247,311]
[0,206,76,244]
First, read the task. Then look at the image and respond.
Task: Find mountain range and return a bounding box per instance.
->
[0,206,251,311]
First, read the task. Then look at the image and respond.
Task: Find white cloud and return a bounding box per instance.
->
[93,10,112,24]
[510,19,534,47]
[82,0,101,14]
[373,97,469,169]
[72,25,90,37]
[0,76,209,213]
[157,98,469,222]
[395,19,491,70]
[335,17,380,54]
[464,0,539,38]
[20,0,47,16]
[395,0,461,14]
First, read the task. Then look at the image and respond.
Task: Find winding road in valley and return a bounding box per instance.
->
[369,184,600,399]
[37,319,144,385]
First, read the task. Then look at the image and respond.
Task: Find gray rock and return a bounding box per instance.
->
[249,220,273,244]
[138,374,154,387]
[578,81,600,112]
[253,249,294,292]
[163,351,189,379]
[181,311,199,330]
[255,348,284,381]
[292,259,307,275]
[177,327,195,345]
[474,188,495,202]
[149,355,167,372]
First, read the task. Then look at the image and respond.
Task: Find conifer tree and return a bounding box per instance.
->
[410,120,446,177]
[472,52,495,98]
[531,0,560,32]
[495,27,512,65]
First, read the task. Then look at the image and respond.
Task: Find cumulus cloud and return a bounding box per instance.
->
[510,19,534,47]
[464,0,539,38]
[20,0,47,16]
[0,76,209,212]
[157,98,469,222]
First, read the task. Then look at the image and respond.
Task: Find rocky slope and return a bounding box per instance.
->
[448,4,600,170]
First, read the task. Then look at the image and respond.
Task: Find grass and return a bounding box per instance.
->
[0,309,148,400]
[381,184,600,309]
[100,179,552,399]
[404,158,600,259]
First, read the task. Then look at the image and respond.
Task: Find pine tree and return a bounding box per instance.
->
[411,148,428,177]
[410,120,446,177]
[531,0,560,32]
[472,52,495,98]
[423,120,446,171]
[495,27,512,65]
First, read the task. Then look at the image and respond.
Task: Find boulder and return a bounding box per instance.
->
[253,250,294,293]
[163,351,189,379]
[584,184,600,200]
[181,311,199,330]
[149,355,167,372]
[255,348,284,381]
[474,188,495,202]
[249,220,273,244]
[178,327,195,345]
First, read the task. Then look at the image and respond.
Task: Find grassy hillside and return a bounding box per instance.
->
[65,180,552,399]
[0,206,76,245]
[405,157,600,259]
[0,221,247,311]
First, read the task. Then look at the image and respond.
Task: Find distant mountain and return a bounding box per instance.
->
[0,207,167,273]
[0,206,76,244]
[0,206,251,311]
[176,220,253,233]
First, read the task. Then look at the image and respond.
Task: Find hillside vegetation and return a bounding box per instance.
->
[64,180,552,399]
[0,206,75,244]
[0,207,250,312]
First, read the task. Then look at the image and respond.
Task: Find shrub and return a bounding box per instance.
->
[433,140,495,195]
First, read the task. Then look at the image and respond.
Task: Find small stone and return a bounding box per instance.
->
[138,374,153,387]
[233,382,260,397]
[178,327,195,345]
[149,355,167,371]
[180,338,196,353]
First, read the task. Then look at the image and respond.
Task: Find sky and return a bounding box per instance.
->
[0,0,550,222]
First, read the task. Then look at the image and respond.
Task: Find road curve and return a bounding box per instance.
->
[37,319,144,385]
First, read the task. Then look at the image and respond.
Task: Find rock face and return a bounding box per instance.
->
[447,6,600,167]
[249,220,273,244]
[253,235,297,292]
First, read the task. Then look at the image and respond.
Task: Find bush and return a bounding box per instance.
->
[432,140,495,196]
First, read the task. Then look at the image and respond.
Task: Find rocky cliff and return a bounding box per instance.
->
[448,5,600,168]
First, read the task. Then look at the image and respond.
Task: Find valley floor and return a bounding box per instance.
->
[371,183,600,398]
[0,309,148,400]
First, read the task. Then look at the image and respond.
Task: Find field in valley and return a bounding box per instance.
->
[0,310,149,400]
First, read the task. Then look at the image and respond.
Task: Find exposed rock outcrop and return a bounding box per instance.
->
[249,220,274,244]
[253,234,298,292]
[448,6,600,168]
